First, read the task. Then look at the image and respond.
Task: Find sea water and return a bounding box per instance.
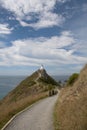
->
[0,76,26,99]
[0,75,69,99]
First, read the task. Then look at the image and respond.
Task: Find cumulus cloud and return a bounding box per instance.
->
[0,23,13,35]
[0,31,86,66]
[0,0,66,29]
[30,12,65,29]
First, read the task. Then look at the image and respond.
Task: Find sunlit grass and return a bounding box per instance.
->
[0,92,48,129]
[54,64,87,130]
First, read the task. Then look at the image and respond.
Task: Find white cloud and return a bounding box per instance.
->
[30,12,65,29]
[57,0,69,3]
[72,41,87,57]
[0,31,86,67]
[0,23,13,35]
[0,0,67,29]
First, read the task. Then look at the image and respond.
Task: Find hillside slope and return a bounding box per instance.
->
[0,67,59,129]
[55,64,87,130]
[3,68,58,101]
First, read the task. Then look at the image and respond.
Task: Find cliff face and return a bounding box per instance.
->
[55,64,87,130]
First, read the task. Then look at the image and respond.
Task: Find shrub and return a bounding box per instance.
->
[67,73,79,86]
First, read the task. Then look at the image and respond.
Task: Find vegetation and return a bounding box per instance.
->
[39,75,58,86]
[0,68,59,129]
[54,64,87,130]
[0,92,47,129]
[67,73,79,86]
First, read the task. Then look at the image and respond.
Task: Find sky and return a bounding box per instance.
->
[0,0,87,75]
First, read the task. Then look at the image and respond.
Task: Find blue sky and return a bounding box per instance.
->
[0,0,87,75]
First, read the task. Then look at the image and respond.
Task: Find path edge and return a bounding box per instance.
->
[1,97,47,130]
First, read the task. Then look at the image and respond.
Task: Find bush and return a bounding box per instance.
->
[67,73,79,86]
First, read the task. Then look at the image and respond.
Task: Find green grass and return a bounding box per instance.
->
[39,76,58,86]
[67,73,79,86]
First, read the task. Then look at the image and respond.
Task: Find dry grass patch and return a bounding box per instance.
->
[55,88,87,130]
[0,92,48,129]
[54,64,87,130]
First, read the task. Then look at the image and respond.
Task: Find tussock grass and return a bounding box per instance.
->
[54,64,87,130]
[0,92,47,129]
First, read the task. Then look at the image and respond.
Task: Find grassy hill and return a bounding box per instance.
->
[54,64,87,130]
[0,68,59,129]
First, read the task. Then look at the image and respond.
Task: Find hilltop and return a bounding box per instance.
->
[3,67,58,101]
[0,66,59,129]
[55,64,87,130]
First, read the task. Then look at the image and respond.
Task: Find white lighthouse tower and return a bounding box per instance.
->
[40,65,44,70]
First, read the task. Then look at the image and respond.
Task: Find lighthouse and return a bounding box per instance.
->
[40,65,44,70]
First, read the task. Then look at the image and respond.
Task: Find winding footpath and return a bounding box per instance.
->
[4,95,58,130]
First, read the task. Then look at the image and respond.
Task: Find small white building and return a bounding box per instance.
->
[40,65,44,70]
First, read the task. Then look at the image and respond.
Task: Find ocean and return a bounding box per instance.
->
[0,76,26,99]
[0,75,69,99]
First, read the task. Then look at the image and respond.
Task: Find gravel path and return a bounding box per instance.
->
[4,95,58,130]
